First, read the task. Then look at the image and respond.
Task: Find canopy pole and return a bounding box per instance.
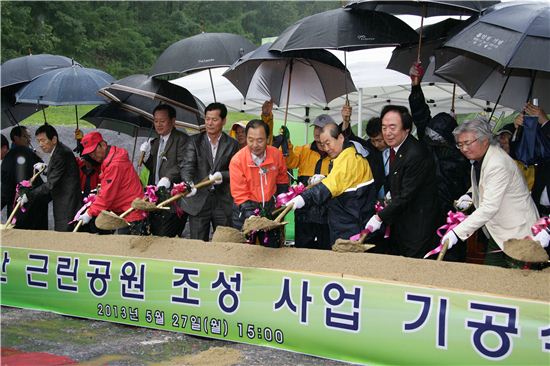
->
[283,60,293,127]
[208,69,217,102]
[416,5,426,63]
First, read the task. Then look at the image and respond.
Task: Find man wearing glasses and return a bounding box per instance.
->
[442,119,540,266]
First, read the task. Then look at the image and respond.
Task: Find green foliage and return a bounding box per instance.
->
[1,1,340,79]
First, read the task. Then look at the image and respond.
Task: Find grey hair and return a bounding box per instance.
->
[452,118,497,145]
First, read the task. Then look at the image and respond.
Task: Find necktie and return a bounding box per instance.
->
[155,138,165,184]
[389,148,396,166]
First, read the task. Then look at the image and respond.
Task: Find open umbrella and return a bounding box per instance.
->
[434,52,550,113]
[98,74,205,132]
[223,43,356,125]
[443,1,550,72]
[1,87,45,128]
[82,102,154,138]
[150,32,256,102]
[15,64,114,126]
[1,54,76,88]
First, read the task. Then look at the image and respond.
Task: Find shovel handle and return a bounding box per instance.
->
[5,201,22,227]
[437,239,450,261]
[274,203,294,223]
[137,151,146,167]
[73,220,83,232]
[120,207,135,219]
[30,166,46,184]
[157,179,216,208]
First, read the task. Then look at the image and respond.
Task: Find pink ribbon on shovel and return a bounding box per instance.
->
[424,210,467,259]
[13,180,32,217]
[348,201,389,241]
[531,216,550,236]
[171,182,187,196]
[144,185,159,203]
[69,193,97,224]
[275,183,306,208]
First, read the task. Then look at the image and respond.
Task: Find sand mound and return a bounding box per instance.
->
[212,226,246,243]
[503,238,549,263]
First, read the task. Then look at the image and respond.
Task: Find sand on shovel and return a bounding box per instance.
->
[95,211,129,230]
[503,238,549,263]
[131,198,158,211]
[211,226,246,243]
[242,216,286,234]
[332,239,375,253]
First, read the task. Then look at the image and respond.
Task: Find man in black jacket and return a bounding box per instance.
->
[365,105,439,258]
[23,124,81,231]
[180,103,239,241]
[1,126,48,229]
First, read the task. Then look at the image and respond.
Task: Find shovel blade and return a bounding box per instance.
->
[95,210,129,230]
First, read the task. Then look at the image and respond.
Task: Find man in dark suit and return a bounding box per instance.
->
[140,104,189,237]
[23,124,81,232]
[365,105,439,258]
[180,102,239,241]
[1,126,48,230]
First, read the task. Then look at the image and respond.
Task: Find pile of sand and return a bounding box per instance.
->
[503,238,549,263]
[2,230,549,301]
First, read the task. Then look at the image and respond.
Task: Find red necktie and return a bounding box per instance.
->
[389,148,396,166]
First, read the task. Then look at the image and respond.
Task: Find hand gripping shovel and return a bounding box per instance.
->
[2,167,46,230]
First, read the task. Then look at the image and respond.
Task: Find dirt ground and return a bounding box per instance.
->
[1,306,351,366]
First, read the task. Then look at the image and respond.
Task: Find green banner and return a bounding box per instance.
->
[1,246,549,365]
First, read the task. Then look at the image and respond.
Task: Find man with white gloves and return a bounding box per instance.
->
[142,104,189,237]
[180,103,239,241]
[440,119,540,266]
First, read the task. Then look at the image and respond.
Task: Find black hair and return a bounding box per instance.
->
[153,104,177,119]
[245,119,270,138]
[35,124,59,140]
[380,105,413,131]
[366,117,382,138]
[1,134,9,148]
[205,102,228,119]
[322,123,341,139]
[10,125,27,142]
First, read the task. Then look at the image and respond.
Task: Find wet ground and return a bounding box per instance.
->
[1,306,352,366]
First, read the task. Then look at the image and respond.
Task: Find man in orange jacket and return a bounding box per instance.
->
[78,131,146,235]
[229,119,289,245]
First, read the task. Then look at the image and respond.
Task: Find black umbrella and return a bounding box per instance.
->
[82,102,154,138]
[435,52,550,113]
[0,53,76,88]
[98,74,205,132]
[270,8,417,52]
[1,86,46,128]
[150,32,256,102]
[223,43,356,125]
[444,2,550,72]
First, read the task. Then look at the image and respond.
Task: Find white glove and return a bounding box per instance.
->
[140,140,151,154]
[308,174,325,186]
[209,171,223,185]
[365,215,382,233]
[33,162,47,172]
[533,229,550,248]
[18,194,29,205]
[185,183,198,198]
[157,177,171,189]
[455,194,473,211]
[441,230,459,249]
[287,195,305,210]
[80,212,92,224]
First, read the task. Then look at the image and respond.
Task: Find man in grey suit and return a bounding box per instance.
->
[22,124,81,231]
[180,103,239,241]
[140,104,189,237]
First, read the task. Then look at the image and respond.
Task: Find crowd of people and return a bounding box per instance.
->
[2,62,549,267]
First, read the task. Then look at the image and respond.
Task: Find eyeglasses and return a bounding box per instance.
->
[456,138,479,149]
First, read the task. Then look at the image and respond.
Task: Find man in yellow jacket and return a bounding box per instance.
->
[287,123,376,246]
[285,114,333,249]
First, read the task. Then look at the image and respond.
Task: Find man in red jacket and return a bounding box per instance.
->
[78,131,146,235]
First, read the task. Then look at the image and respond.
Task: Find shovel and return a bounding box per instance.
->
[2,167,45,230]
[242,203,294,236]
[437,239,450,261]
[332,229,375,253]
[95,178,216,230]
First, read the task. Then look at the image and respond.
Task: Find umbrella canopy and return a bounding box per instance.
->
[223,43,356,107]
[269,8,417,52]
[99,74,205,131]
[434,52,550,112]
[15,65,114,106]
[387,18,470,82]
[444,2,550,72]
[82,102,154,138]
[1,85,46,128]
[345,1,500,17]
[1,54,76,88]
[150,32,256,78]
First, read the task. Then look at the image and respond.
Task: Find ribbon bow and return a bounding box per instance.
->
[532,216,550,236]
[275,183,306,208]
[69,193,97,224]
[144,185,159,203]
[424,211,467,259]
